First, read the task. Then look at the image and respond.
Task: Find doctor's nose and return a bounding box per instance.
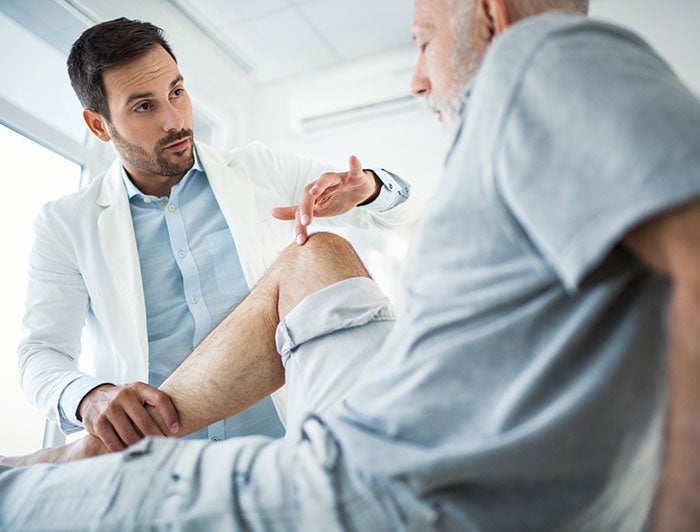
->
[161,101,186,132]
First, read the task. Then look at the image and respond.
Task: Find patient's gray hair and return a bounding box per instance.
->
[445,0,589,86]
[511,0,589,15]
[439,0,588,135]
[448,0,589,17]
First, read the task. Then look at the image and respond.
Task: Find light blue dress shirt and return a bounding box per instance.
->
[61,149,284,441]
[59,148,409,441]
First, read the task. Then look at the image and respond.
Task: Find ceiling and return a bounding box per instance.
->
[0,0,416,84]
[170,0,415,82]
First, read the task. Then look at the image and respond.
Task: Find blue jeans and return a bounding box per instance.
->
[0,278,435,530]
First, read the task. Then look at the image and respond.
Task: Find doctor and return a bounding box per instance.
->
[18,17,419,453]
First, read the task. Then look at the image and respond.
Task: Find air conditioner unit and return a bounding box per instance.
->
[293,93,422,134]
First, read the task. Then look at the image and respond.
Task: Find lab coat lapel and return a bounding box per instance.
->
[197,142,265,287]
[96,162,149,365]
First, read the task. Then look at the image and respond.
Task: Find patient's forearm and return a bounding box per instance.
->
[651,284,700,529]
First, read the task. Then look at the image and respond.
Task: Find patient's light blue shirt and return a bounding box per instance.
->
[61,148,284,441]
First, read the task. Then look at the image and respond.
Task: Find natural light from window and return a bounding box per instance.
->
[0,123,81,455]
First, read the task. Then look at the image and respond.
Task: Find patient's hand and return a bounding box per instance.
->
[271,155,380,245]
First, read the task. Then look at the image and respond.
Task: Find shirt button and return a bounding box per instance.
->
[191,295,198,304]
[143,197,151,203]
[211,438,219,443]
[388,183,394,190]
[168,204,175,212]
[178,250,187,258]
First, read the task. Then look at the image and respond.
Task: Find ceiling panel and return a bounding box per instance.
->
[218,8,339,81]
[188,0,291,27]
[298,0,413,61]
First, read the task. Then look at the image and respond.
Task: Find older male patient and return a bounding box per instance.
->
[3,0,700,530]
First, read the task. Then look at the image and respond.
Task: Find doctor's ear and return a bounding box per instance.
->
[83,108,112,142]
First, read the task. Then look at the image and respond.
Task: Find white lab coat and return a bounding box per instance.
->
[18,141,420,430]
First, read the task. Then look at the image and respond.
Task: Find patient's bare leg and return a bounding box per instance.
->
[0,233,369,466]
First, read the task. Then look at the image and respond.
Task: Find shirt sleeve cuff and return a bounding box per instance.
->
[361,168,411,212]
[58,376,111,430]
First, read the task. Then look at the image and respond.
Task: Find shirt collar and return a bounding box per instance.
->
[121,145,204,199]
[458,79,475,120]
[444,80,476,165]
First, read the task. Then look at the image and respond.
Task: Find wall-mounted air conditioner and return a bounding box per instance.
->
[292,93,422,135]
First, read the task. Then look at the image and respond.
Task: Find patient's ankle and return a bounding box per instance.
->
[0,434,109,468]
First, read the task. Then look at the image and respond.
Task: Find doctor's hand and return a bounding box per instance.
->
[77,382,180,452]
[271,155,381,245]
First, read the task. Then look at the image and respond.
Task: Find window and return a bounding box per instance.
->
[0,123,82,455]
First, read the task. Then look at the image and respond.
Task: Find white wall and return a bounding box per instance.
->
[590,0,700,95]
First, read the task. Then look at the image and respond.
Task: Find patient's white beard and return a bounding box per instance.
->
[427,85,465,138]
[431,2,480,138]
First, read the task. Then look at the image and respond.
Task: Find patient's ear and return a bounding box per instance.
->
[83,108,111,142]
[475,0,511,43]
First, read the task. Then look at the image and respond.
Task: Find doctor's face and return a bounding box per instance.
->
[100,45,194,187]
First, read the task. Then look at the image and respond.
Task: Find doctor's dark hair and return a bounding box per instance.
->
[67,17,177,121]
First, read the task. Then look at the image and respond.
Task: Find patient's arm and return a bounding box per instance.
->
[624,201,700,530]
[0,233,368,466]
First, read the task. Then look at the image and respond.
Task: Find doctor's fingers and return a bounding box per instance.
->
[299,174,342,226]
[92,415,128,452]
[295,204,309,245]
[105,409,146,449]
[135,384,180,433]
[271,205,297,221]
[298,183,317,229]
[124,399,170,438]
[269,205,308,245]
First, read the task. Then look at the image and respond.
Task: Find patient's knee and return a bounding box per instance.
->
[291,232,368,278]
[303,232,356,261]
[273,232,370,316]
